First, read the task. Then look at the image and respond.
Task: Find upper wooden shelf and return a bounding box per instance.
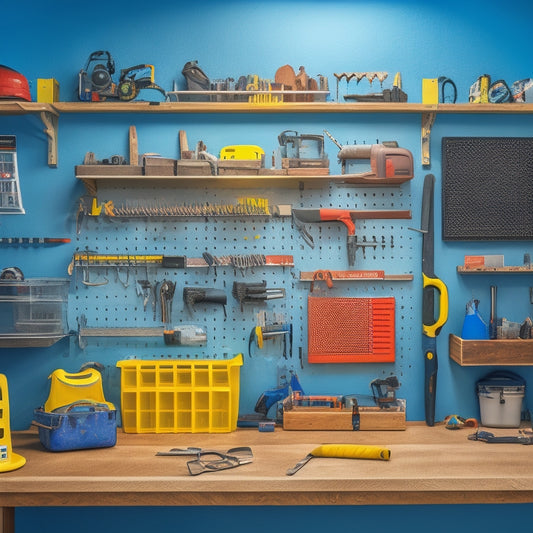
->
[4,101,533,168]
[4,100,533,116]
[6,101,533,115]
[51,101,533,114]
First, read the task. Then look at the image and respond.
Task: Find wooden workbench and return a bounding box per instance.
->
[1,423,532,531]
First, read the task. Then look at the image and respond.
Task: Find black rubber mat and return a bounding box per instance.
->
[442,137,533,240]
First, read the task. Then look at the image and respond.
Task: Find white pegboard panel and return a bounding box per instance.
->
[70,179,417,414]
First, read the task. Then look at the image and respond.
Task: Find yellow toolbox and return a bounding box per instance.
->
[116,354,243,433]
[37,78,59,103]
[220,145,265,160]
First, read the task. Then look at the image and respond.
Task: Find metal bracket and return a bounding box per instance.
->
[421,111,436,167]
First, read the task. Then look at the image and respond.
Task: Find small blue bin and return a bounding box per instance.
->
[33,407,117,452]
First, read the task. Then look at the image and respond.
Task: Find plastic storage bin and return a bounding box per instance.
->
[116,354,243,433]
[33,407,117,452]
[477,370,526,428]
[0,278,69,347]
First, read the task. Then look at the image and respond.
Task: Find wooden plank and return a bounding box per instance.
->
[1,507,14,533]
[129,125,138,165]
[75,165,143,176]
[49,101,441,114]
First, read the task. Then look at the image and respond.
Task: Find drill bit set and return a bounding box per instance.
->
[94,198,271,218]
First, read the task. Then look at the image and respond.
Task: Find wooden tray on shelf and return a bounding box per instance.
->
[449,334,533,366]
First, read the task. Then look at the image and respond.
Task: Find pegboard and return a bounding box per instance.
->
[70,179,416,415]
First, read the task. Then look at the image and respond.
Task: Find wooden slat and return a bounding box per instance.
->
[0,507,14,533]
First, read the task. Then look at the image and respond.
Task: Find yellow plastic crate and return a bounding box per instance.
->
[116,354,243,433]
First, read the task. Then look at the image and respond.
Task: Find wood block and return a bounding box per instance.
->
[143,157,177,176]
[217,160,262,175]
[281,158,329,169]
[177,160,213,176]
[75,165,143,176]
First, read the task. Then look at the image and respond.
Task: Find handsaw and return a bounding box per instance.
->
[421,174,448,426]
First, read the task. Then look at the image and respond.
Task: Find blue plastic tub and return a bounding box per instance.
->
[33,407,117,452]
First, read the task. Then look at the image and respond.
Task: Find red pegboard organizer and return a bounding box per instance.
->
[307,296,395,363]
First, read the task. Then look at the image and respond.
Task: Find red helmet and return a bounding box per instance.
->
[0,65,31,101]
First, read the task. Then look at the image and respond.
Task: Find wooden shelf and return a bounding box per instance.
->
[51,101,533,114]
[4,101,533,168]
[449,333,533,366]
[75,173,413,195]
[299,271,413,282]
[457,265,533,274]
[0,334,68,348]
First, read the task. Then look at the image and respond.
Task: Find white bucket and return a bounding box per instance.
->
[478,385,524,428]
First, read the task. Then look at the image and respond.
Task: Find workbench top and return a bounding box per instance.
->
[2,423,533,507]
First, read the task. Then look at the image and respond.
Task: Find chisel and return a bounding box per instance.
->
[286,444,391,476]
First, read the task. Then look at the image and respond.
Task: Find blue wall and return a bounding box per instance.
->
[2,1,533,529]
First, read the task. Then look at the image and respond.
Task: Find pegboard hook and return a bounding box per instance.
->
[81,266,108,287]
[115,266,130,288]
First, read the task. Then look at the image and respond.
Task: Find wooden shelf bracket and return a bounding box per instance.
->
[421,111,436,167]
[40,109,58,167]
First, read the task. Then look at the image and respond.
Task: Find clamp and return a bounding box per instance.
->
[310,270,333,292]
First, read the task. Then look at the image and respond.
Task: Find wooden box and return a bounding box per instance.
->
[281,157,329,169]
[449,334,533,366]
[143,157,177,176]
[177,160,213,176]
[283,395,406,431]
[217,160,263,176]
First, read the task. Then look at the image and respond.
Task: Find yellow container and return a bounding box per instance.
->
[44,368,115,412]
[422,78,439,104]
[37,78,59,103]
[116,354,243,433]
[220,145,265,160]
